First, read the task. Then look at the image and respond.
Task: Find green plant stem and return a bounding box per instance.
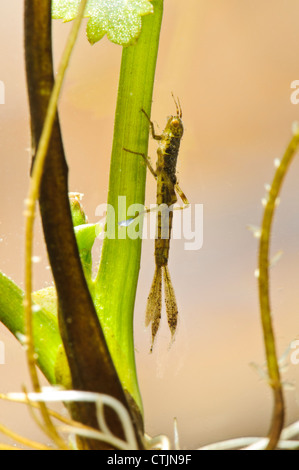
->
[258,128,299,449]
[94,0,164,415]
[0,273,61,384]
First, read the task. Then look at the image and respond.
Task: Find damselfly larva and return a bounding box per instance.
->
[124,94,189,351]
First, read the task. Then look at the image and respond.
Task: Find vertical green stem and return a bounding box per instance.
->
[258,129,299,449]
[94,0,164,414]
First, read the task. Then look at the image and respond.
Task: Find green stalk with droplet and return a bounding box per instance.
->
[93,1,164,414]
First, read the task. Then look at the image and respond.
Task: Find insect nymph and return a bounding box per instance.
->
[124,95,189,351]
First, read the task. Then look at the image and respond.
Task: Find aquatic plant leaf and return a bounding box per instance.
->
[52,0,154,46]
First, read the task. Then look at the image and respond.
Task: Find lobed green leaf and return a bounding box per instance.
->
[52,0,154,46]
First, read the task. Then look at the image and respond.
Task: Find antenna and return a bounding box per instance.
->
[171,92,182,118]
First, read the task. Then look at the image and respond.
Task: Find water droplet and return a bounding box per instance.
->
[274,158,281,168]
[264,183,271,192]
[292,121,299,136]
[32,304,41,313]
[254,268,260,278]
[24,198,34,209]
[16,332,27,345]
[261,198,268,207]
[31,255,41,263]
[247,225,261,239]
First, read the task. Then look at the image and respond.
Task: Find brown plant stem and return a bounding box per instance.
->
[258,128,299,449]
[24,0,143,449]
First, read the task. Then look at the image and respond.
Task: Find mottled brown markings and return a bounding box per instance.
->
[124,95,189,351]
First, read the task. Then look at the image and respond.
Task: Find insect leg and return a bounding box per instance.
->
[119,205,162,227]
[123,148,157,179]
[174,183,190,211]
[141,109,162,141]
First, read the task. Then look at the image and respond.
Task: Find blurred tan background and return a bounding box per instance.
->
[1,0,299,449]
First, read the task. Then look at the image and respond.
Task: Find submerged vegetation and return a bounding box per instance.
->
[0,0,299,450]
